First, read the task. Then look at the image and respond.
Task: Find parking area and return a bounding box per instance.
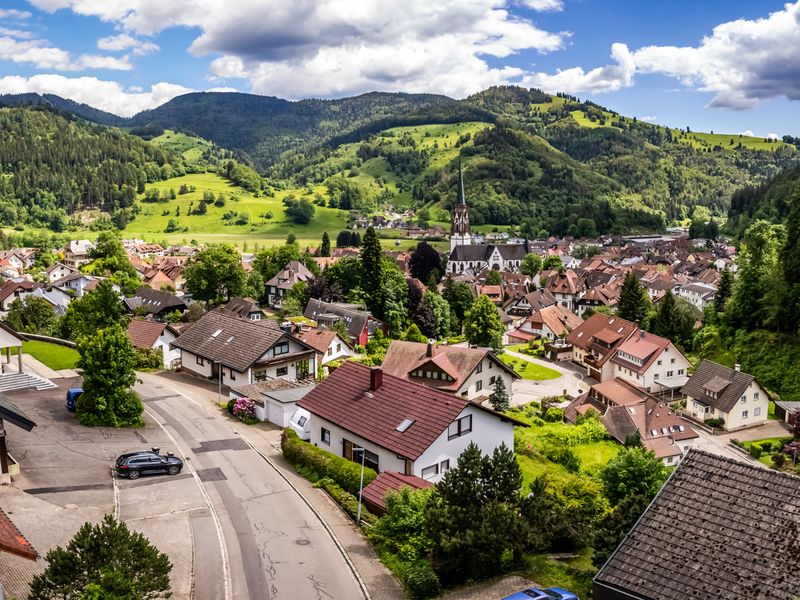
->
[2,378,199,599]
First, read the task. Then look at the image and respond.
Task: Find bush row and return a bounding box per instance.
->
[281,428,377,495]
[315,477,377,526]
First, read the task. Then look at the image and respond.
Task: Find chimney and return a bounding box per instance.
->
[369,366,383,391]
[640,329,645,338]
[734,363,741,372]
[426,340,434,357]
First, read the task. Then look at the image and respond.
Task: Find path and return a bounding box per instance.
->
[505,349,594,405]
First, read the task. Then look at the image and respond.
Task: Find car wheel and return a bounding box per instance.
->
[168,465,180,476]
[128,469,141,480]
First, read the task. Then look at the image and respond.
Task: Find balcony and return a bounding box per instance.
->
[584,354,603,368]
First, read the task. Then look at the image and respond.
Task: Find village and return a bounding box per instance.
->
[0,170,796,600]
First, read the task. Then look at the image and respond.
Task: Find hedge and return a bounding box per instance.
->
[281,429,377,495]
[315,477,377,525]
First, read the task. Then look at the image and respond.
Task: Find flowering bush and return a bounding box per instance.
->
[233,397,257,423]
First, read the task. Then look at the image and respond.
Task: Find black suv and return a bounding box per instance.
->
[115,449,183,480]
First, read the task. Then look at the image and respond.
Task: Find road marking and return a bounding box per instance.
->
[142,373,371,600]
[112,470,120,520]
[143,405,233,600]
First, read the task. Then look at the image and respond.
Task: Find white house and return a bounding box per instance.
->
[63,240,94,269]
[380,340,518,400]
[677,282,717,311]
[681,360,770,431]
[126,320,181,368]
[45,262,77,284]
[293,328,353,369]
[611,330,691,393]
[172,309,318,387]
[230,379,315,427]
[297,362,526,483]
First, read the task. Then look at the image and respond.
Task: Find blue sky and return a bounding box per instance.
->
[0,0,798,137]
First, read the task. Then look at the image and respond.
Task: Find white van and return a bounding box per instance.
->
[288,408,312,440]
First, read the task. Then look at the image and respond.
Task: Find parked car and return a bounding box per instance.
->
[65,388,83,412]
[501,588,579,600]
[115,449,183,480]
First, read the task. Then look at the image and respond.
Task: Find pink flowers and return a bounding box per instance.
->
[233,397,256,422]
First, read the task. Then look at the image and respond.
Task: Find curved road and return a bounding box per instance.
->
[504,349,594,404]
[134,375,365,600]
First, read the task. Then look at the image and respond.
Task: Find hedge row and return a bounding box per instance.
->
[315,477,377,525]
[281,428,378,495]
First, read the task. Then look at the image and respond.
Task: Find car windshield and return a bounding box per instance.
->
[542,591,564,599]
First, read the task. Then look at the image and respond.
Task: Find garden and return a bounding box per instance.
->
[733,433,800,471]
[498,352,561,381]
[10,340,80,371]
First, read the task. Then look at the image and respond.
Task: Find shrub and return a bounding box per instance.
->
[704,417,725,428]
[315,477,377,525]
[226,399,235,415]
[233,397,258,424]
[281,429,377,495]
[543,445,582,473]
[772,453,786,468]
[730,438,744,448]
[403,561,441,600]
[542,407,565,422]
[749,444,763,459]
[133,347,163,370]
[759,441,774,453]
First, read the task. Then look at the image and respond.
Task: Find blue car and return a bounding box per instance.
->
[502,587,579,600]
[65,388,83,412]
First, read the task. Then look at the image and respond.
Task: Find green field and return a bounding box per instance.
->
[499,353,561,380]
[11,341,80,370]
[678,131,785,151]
[150,129,214,162]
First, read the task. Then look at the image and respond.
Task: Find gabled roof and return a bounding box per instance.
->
[0,508,38,560]
[222,297,263,318]
[0,280,37,303]
[172,309,311,372]
[304,298,373,339]
[127,319,167,349]
[293,328,350,354]
[529,304,582,336]
[681,359,757,413]
[566,314,638,366]
[594,450,800,600]
[380,340,518,393]
[126,286,186,315]
[265,260,315,289]
[611,330,673,374]
[0,393,35,431]
[297,361,522,460]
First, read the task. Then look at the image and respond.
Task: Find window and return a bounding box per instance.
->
[476,362,483,374]
[666,371,673,377]
[670,358,676,364]
[448,415,473,440]
[742,410,749,419]
[336,343,342,353]
[229,370,235,381]
[276,366,288,377]
[475,380,483,392]
[666,456,674,464]
[740,395,746,404]
[488,361,493,369]
[678,369,684,375]
[321,428,331,445]
[440,459,450,472]
[422,464,438,479]
[274,342,289,356]
[297,416,307,427]
[657,360,662,366]
[196,356,204,366]
[754,407,761,417]
[754,392,760,400]
[489,376,496,385]
[356,448,379,472]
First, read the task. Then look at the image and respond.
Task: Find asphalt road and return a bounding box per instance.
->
[506,350,594,404]
[6,377,365,600]
[135,376,365,600]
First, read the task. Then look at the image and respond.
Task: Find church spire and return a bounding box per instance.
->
[456,159,466,206]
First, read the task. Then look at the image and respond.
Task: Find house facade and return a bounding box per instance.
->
[293,328,353,368]
[265,261,314,308]
[681,360,769,430]
[304,298,385,347]
[677,282,717,311]
[127,320,181,368]
[298,362,525,483]
[380,340,518,400]
[610,331,690,393]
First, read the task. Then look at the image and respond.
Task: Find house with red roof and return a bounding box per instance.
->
[297,361,526,483]
[380,340,518,400]
[611,330,690,393]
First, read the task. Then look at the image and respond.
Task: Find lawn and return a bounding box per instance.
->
[149,129,213,162]
[525,552,594,599]
[10,341,80,370]
[678,131,786,151]
[499,353,560,380]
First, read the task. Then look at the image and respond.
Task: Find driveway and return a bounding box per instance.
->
[3,376,367,600]
[683,419,791,466]
[504,349,595,405]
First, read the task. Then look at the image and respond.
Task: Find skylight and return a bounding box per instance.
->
[396,418,415,432]
[211,329,223,338]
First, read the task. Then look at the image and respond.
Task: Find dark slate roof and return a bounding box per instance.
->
[594,450,800,600]
[448,244,491,262]
[172,309,309,372]
[126,286,186,315]
[304,298,370,339]
[680,359,756,413]
[493,244,528,260]
[0,394,35,431]
[222,297,263,318]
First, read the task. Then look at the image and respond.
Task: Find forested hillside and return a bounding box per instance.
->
[727,164,800,236]
[0,107,185,230]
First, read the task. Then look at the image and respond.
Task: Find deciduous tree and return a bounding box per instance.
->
[463,294,504,350]
[58,280,124,341]
[520,253,543,278]
[185,244,247,304]
[408,241,442,284]
[5,296,55,334]
[599,447,668,506]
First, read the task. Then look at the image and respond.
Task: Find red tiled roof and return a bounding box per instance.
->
[294,329,340,354]
[612,331,672,374]
[361,471,432,514]
[297,361,473,460]
[126,319,166,349]
[0,508,38,560]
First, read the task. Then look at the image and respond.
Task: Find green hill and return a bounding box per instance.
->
[726,164,800,236]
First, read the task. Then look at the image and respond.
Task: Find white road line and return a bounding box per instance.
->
[143,374,371,600]
[111,469,120,521]
[143,405,233,600]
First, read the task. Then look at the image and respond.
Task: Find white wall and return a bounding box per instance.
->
[721,380,770,430]
[307,416,408,474]
[455,357,515,400]
[415,405,515,483]
[155,329,180,368]
[320,335,352,366]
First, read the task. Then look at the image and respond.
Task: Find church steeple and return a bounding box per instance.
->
[450,160,470,251]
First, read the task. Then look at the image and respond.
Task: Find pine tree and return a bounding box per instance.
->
[490,377,510,412]
[714,269,733,314]
[320,232,331,257]
[617,271,648,325]
[651,290,678,339]
[359,227,383,316]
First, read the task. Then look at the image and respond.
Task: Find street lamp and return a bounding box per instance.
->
[352,446,367,525]
[214,360,222,406]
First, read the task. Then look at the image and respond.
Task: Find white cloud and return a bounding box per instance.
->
[640,115,657,122]
[0,9,32,20]
[0,36,132,70]
[0,74,192,116]
[27,0,568,99]
[767,132,779,140]
[521,42,635,94]
[519,0,564,11]
[97,33,159,56]
[741,130,755,137]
